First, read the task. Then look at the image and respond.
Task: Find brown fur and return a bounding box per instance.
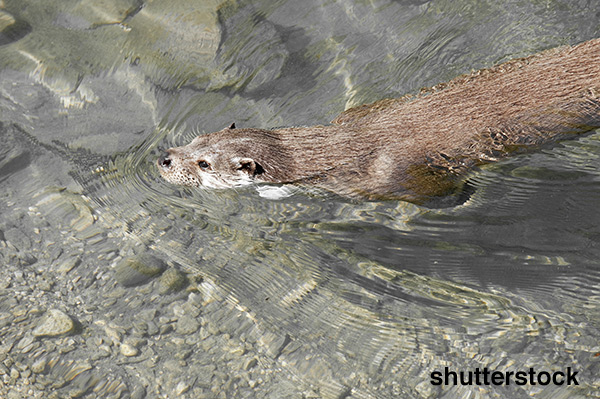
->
[158,38,600,203]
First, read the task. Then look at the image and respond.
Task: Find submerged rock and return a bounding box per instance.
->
[32,309,77,338]
[157,267,188,294]
[175,315,200,335]
[120,343,139,357]
[114,254,167,287]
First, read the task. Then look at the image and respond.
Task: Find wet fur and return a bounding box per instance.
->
[158,39,600,203]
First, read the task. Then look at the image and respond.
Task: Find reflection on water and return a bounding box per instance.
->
[1,0,600,397]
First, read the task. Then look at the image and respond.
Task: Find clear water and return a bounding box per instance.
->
[1,0,600,397]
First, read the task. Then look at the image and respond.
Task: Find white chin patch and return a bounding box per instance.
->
[199,174,232,189]
[200,172,254,189]
[255,185,296,200]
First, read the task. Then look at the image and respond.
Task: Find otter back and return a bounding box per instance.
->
[158,38,600,203]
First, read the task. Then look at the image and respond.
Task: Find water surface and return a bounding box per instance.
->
[1,0,600,398]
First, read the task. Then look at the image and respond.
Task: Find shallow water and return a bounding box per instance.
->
[1,0,600,398]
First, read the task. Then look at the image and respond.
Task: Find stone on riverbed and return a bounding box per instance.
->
[114,254,167,287]
[32,309,77,338]
[158,267,188,294]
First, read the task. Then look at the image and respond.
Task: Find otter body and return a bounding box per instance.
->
[158,39,600,203]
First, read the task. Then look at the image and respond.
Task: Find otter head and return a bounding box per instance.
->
[157,124,272,189]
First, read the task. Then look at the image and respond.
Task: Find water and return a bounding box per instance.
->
[1,0,600,398]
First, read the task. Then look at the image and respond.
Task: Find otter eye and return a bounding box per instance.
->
[198,161,209,169]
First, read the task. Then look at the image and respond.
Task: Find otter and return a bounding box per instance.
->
[158,38,600,203]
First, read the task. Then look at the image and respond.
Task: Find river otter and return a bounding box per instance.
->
[158,38,600,203]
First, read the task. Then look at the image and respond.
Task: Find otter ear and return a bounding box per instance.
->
[228,122,236,130]
[237,158,264,176]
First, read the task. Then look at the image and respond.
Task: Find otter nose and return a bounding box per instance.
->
[158,152,172,168]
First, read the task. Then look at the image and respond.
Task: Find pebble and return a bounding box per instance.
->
[120,343,138,357]
[16,335,35,351]
[243,357,258,371]
[31,358,47,374]
[17,252,38,266]
[159,324,173,335]
[103,325,123,343]
[138,309,157,321]
[10,367,19,380]
[32,309,77,338]
[175,380,190,395]
[55,256,81,274]
[146,321,159,336]
[0,278,9,289]
[113,254,166,287]
[175,315,200,335]
[132,320,148,336]
[415,380,440,398]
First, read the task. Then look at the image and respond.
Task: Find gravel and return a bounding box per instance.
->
[0,185,319,399]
